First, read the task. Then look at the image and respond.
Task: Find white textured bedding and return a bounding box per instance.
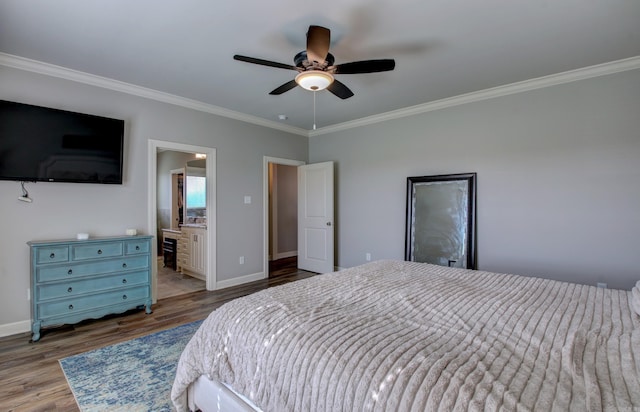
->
[171,260,640,411]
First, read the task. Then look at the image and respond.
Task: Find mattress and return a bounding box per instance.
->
[171,260,640,411]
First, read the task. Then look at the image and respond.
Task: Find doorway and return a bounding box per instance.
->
[148,140,217,302]
[263,157,304,278]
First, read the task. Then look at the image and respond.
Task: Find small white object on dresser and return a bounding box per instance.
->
[28,235,153,342]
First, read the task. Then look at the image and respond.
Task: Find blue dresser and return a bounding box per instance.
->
[28,236,153,341]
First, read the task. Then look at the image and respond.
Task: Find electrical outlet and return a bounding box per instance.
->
[597,282,607,289]
[239,256,245,265]
[365,253,371,262]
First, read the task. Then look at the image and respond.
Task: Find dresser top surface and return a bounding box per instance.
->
[27,235,153,247]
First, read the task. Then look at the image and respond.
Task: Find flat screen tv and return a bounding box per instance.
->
[0,100,124,184]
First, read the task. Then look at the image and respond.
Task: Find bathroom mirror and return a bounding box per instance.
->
[405,173,476,269]
[184,159,206,224]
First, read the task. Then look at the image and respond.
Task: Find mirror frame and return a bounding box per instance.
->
[405,173,477,269]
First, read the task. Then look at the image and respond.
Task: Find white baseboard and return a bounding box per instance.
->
[0,320,31,338]
[274,251,297,260]
[215,271,265,290]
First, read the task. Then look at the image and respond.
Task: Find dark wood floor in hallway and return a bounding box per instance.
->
[269,255,299,277]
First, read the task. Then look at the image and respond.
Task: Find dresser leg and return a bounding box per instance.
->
[32,321,41,342]
[145,300,153,314]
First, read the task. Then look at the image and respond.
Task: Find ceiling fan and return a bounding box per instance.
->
[233,25,395,99]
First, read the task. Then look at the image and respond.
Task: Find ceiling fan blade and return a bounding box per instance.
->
[233,55,297,71]
[327,79,354,99]
[269,80,299,95]
[306,25,331,64]
[334,59,396,74]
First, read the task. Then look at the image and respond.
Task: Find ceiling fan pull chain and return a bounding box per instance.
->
[313,91,317,130]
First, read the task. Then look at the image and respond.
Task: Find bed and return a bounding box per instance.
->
[171,260,640,411]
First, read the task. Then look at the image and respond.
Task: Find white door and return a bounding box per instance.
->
[298,161,334,273]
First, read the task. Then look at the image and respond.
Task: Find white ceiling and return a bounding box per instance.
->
[1,0,639,131]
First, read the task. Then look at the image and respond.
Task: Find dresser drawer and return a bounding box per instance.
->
[35,246,69,264]
[37,255,149,282]
[38,286,149,318]
[125,240,150,255]
[37,271,149,301]
[72,242,123,260]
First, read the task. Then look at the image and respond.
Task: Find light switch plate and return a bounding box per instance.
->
[244,196,251,204]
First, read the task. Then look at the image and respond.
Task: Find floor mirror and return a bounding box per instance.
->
[405,173,477,269]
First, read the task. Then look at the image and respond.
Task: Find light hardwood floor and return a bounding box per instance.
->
[0,267,315,412]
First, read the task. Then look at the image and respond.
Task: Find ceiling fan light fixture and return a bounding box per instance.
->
[295,70,334,91]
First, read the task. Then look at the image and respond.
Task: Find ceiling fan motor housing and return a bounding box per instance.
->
[294,51,335,70]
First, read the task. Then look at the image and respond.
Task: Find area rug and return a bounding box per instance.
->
[59,320,203,412]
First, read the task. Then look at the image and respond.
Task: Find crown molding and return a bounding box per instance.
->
[0,52,308,137]
[2,52,638,138]
[309,55,640,137]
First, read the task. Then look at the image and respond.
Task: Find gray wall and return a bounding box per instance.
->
[310,69,640,289]
[0,66,307,329]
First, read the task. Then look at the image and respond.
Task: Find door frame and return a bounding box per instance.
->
[148,139,217,299]
[262,156,305,279]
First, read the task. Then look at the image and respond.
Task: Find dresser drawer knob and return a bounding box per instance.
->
[67,287,73,293]
[68,304,74,310]
[50,253,55,259]
[122,279,127,284]
[122,295,127,300]
[97,249,103,255]
[68,269,73,275]
[122,263,127,268]
[136,245,140,250]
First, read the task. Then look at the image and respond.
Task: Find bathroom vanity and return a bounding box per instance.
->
[162,226,206,280]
